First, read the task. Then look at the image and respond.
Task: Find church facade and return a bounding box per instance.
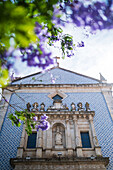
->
[0,66,113,170]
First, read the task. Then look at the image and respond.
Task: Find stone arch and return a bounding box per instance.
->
[51,121,66,128]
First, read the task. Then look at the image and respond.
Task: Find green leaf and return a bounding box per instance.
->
[0,68,9,87]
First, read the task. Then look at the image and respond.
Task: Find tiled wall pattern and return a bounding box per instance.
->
[11,68,99,85]
[0,92,113,170]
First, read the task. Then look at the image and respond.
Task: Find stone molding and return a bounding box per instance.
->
[10,157,109,170]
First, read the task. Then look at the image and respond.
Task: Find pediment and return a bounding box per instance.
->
[48,90,67,100]
[11,67,100,85]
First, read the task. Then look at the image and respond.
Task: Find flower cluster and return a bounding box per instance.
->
[19,22,54,69]
[35,114,50,131]
[0,46,15,70]
[1,1,113,77]
[68,1,113,31]
[8,110,50,134]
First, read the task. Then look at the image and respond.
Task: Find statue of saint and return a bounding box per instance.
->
[55,126,62,145]
[32,102,38,111]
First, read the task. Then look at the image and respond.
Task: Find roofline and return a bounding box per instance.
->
[58,67,100,82]
[11,66,100,84]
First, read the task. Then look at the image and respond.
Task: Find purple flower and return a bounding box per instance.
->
[20,44,53,69]
[41,114,48,120]
[37,120,50,131]
[35,22,42,35]
[33,116,38,121]
[77,41,84,47]
[69,1,113,31]
[18,119,21,123]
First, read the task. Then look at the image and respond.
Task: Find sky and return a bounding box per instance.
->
[13,26,113,84]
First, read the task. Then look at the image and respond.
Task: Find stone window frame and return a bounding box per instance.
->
[24,129,37,150]
[80,131,91,148]
[48,90,67,100]
[79,129,94,150]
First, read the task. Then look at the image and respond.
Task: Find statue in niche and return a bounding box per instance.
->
[77,102,84,111]
[85,102,90,111]
[26,102,31,111]
[55,126,62,145]
[32,102,38,112]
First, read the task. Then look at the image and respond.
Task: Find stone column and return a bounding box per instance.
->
[73,115,83,157]
[65,115,73,156]
[36,129,43,158]
[17,126,26,158]
[89,115,102,156]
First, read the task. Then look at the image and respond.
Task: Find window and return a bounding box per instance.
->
[52,94,63,100]
[27,133,37,148]
[81,132,91,148]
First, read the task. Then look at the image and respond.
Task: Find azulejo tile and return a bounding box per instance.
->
[0,92,113,169]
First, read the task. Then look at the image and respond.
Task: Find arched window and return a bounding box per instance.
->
[52,123,65,148]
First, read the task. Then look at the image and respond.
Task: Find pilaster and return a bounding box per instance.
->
[89,115,102,156]
[45,121,52,157]
[73,115,83,157]
[17,126,26,158]
[36,129,43,158]
[66,115,73,156]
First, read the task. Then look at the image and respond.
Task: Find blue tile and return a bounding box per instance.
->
[12,68,99,85]
[0,92,113,169]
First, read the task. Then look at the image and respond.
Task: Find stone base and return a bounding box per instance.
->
[55,145,63,149]
[10,157,109,170]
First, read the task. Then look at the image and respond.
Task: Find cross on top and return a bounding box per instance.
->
[54,56,60,67]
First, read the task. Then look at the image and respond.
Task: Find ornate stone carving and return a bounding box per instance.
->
[47,100,69,111]
[32,102,38,112]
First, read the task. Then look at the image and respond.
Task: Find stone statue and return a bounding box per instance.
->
[40,103,45,111]
[71,102,76,111]
[85,102,90,111]
[32,102,38,112]
[26,102,31,111]
[55,127,62,145]
[93,136,99,146]
[77,102,84,111]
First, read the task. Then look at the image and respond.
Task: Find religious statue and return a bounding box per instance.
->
[55,126,62,145]
[32,102,38,112]
[85,102,90,111]
[71,102,76,111]
[40,103,45,111]
[26,102,31,111]
[77,102,84,111]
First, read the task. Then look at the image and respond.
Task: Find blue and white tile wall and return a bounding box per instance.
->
[0,92,113,169]
[12,68,99,85]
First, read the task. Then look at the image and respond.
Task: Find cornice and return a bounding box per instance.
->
[7,83,112,89]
